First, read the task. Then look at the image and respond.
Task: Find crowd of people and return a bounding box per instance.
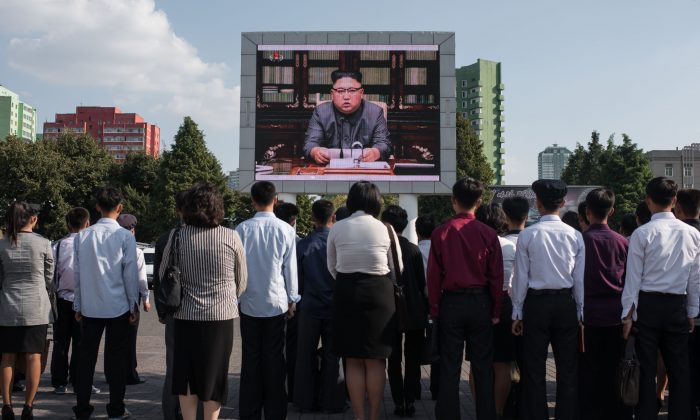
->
[0,175,699,420]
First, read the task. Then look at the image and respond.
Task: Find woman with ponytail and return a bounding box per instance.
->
[0,201,54,420]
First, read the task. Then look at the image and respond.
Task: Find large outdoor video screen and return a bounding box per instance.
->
[254,45,440,181]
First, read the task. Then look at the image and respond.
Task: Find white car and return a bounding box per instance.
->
[137,243,156,289]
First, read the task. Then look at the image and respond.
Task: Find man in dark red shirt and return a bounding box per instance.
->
[427,177,504,420]
[578,188,631,420]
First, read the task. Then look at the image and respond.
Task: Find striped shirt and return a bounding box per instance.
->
[159,225,247,321]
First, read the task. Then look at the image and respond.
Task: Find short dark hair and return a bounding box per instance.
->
[539,196,564,212]
[635,200,651,225]
[577,201,589,225]
[475,203,507,234]
[331,70,362,84]
[620,213,638,236]
[586,188,615,220]
[415,215,436,239]
[311,200,334,224]
[347,181,382,217]
[5,201,37,245]
[181,182,224,228]
[174,189,189,211]
[334,206,351,222]
[646,176,677,207]
[381,205,409,234]
[274,202,299,226]
[65,207,90,230]
[561,211,581,232]
[502,197,529,224]
[452,178,484,210]
[676,189,700,218]
[251,181,276,206]
[95,186,123,212]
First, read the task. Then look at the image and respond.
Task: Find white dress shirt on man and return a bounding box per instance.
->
[621,211,700,320]
[53,233,78,302]
[511,215,586,320]
[499,236,517,292]
[236,211,299,318]
[136,248,149,304]
[73,218,140,318]
[417,239,431,279]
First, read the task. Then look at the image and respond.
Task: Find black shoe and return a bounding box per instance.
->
[20,405,32,420]
[11,382,25,393]
[393,404,405,417]
[657,398,664,414]
[1,405,15,420]
[126,378,146,385]
[404,403,415,417]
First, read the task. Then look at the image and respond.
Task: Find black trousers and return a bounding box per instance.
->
[578,324,632,420]
[635,292,691,420]
[521,292,578,420]
[162,315,181,420]
[292,309,345,411]
[125,317,141,383]
[239,313,287,420]
[435,291,496,420]
[72,312,130,420]
[690,326,700,419]
[51,297,81,388]
[285,310,298,401]
[388,329,424,407]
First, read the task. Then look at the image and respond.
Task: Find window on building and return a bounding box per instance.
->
[684,163,693,177]
[461,80,467,87]
[665,164,673,177]
[462,101,467,108]
[462,91,468,98]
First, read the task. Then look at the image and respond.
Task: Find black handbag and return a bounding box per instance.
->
[386,224,410,332]
[155,228,182,314]
[421,319,440,365]
[616,333,640,406]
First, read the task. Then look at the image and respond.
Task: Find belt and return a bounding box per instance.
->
[640,290,686,298]
[444,288,487,295]
[527,288,572,296]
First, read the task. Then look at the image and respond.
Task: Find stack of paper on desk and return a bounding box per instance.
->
[328,158,390,170]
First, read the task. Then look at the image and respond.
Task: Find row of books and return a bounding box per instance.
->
[307,93,332,104]
[359,67,390,85]
[261,86,295,103]
[360,50,391,61]
[363,94,391,104]
[262,66,294,84]
[405,51,437,61]
[404,67,428,85]
[308,50,339,60]
[308,67,336,85]
[405,94,435,104]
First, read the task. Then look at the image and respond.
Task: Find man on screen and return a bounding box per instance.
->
[303,70,391,165]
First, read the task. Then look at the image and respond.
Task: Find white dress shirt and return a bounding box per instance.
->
[136,248,149,304]
[418,239,431,279]
[327,211,403,278]
[73,218,140,318]
[621,211,700,320]
[53,233,78,302]
[511,215,586,320]
[236,212,299,318]
[499,236,517,292]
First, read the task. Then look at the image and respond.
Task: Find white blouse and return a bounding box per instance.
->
[327,211,403,278]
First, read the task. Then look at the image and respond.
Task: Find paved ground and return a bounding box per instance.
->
[7,309,666,419]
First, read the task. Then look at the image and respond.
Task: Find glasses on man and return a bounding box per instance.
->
[331,87,363,95]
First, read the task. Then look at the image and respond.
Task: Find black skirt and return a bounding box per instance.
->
[332,272,396,359]
[172,318,234,403]
[0,325,48,353]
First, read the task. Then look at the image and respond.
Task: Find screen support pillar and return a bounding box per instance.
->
[399,194,418,244]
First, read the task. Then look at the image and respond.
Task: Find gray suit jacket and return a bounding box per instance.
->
[303,100,391,161]
[0,233,54,326]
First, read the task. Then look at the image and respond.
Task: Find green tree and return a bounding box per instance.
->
[561,143,586,184]
[53,134,113,209]
[419,115,495,223]
[578,131,604,184]
[295,194,315,237]
[149,117,232,241]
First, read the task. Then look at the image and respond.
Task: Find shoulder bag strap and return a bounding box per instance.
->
[385,223,402,287]
[171,227,181,268]
[53,239,62,291]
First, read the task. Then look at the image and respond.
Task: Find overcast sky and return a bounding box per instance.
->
[1,0,698,184]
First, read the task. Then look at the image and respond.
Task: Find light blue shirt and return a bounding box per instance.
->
[511,215,586,321]
[236,212,300,317]
[73,218,140,318]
